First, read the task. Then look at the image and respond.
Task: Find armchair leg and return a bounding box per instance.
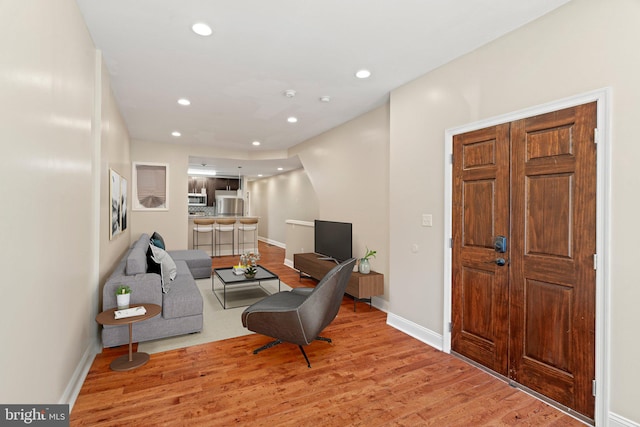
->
[298,346,311,368]
[253,339,282,354]
[252,338,332,368]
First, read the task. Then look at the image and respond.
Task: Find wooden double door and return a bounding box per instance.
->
[451,103,597,419]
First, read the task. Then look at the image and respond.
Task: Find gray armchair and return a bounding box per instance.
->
[241,258,356,367]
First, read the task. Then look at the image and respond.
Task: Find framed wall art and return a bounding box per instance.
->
[132,162,169,211]
[109,168,126,239]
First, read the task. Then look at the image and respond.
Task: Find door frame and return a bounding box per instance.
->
[443,88,611,425]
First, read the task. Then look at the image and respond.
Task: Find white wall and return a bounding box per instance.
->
[248,168,319,246]
[290,104,390,303]
[129,139,190,249]
[0,0,99,404]
[99,61,132,292]
[389,0,640,423]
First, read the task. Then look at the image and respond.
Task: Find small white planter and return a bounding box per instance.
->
[116,293,130,310]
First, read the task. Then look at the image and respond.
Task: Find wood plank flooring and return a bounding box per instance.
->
[71,242,583,426]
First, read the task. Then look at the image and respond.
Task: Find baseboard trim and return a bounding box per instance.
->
[284,258,294,269]
[386,312,443,351]
[610,413,640,427]
[258,236,285,249]
[61,338,101,411]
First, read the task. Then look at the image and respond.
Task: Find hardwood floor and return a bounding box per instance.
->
[71,242,583,426]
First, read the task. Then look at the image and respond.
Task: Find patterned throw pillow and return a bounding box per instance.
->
[149,244,177,293]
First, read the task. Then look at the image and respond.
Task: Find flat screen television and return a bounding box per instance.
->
[314,220,352,263]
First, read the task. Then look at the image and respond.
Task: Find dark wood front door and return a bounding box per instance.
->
[451,123,511,375]
[452,102,597,419]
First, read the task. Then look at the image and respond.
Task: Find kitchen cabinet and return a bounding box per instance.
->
[188,177,207,193]
[188,177,240,207]
[205,179,216,206]
[188,177,214,206]
[214,178,240,191]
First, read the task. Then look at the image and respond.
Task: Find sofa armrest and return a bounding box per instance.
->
[103,273,163,310]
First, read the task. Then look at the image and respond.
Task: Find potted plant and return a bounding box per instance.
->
[115,285,131,310]
[359,248,377,274]
[244,265,257,279]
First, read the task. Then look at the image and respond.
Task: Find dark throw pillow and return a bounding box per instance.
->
[150,232,165,249]
[146,245,162,275]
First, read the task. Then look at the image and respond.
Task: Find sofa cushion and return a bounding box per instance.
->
[162,261,203,319]
[169,250,211,279]
[126,234,150,275]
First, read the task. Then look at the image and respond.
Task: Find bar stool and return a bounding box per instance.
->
[238,218,259,254]
[193,218,215,256]
[214,218,236,257]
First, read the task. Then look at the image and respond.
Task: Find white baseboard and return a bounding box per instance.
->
[371,296,388,313]
[258,236,285,249]
[60,338,101,411]
[386,312,443,351]
[610,413,640,427]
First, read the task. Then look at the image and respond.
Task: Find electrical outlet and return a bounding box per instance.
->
[422,214,433,227]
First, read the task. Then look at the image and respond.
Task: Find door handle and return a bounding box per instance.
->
[494,258,507,266]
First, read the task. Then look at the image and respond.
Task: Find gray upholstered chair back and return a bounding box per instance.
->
[296,258,356,343]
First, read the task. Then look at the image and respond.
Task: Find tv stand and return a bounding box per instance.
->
[293,253,383,311]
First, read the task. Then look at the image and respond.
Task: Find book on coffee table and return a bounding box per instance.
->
[114,306,147,319]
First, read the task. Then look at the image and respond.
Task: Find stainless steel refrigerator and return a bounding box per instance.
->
[215,196,244,216]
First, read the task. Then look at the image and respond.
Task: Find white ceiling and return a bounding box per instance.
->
[76,0,569,177]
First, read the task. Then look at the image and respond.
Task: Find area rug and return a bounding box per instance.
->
[138,276,291,354]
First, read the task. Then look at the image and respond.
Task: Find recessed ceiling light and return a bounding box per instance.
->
[192,23,212,36]
[277,167,284,171]
[283,89,296,98]
[319,96,331,103]
[171,131,181,137]
[287,116,298,123]
[355,69,371,79]
[177,98,191,106]
[258,174,263,177]
[252,141,261,146]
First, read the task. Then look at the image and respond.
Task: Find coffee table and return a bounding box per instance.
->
[212,265,280,309]
[95,303,161,371]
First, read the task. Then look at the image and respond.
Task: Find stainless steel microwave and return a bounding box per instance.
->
[188,193,207,206]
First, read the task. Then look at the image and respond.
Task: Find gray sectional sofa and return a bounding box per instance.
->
[101,233,211,347]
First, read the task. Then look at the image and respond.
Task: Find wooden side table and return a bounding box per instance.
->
[95,304,161,371]
[293,253,384,311]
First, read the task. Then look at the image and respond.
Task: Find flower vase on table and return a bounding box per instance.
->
[244,265,257,279]
[358,258,371,274]
[358,248,376,274]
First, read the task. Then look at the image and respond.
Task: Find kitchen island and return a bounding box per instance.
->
[188,215,259,257]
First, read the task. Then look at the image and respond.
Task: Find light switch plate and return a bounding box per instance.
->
[422,214,433,227]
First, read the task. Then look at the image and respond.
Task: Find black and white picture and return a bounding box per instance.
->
[110,169,122,239]
[132,162,169,211]
[120,176,128,232]
[110,168,128,239]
